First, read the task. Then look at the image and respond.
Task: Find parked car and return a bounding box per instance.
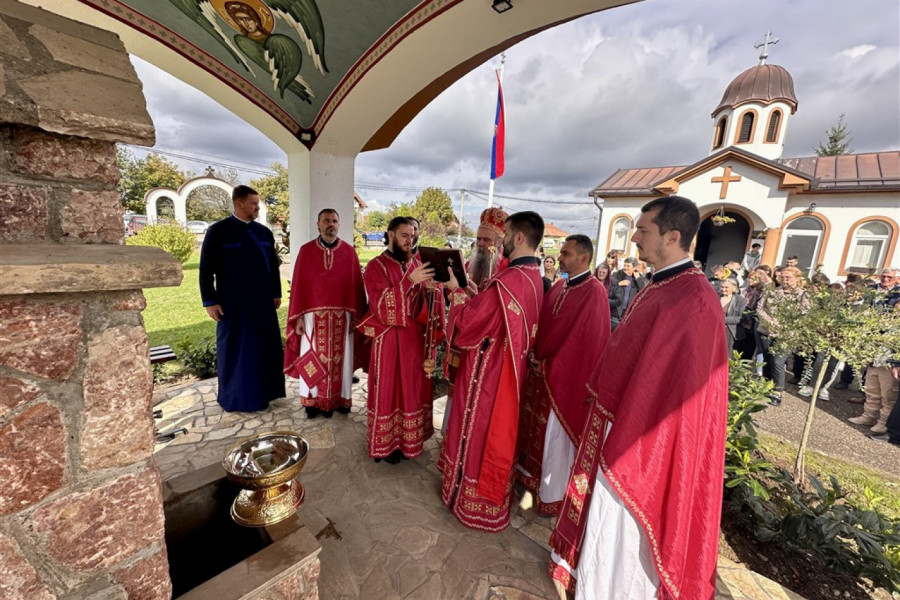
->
[186,221,209,234]
[124,214,147,237]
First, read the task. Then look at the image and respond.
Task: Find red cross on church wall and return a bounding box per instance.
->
[711,166,742,199]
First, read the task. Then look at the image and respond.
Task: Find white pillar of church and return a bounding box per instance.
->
[287,149,356,265]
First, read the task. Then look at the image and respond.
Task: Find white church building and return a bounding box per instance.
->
[591,50,899,280]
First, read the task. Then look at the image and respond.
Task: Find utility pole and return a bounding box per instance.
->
[592,194,604,267]
[456,189,467,247]
[487,52,506,207]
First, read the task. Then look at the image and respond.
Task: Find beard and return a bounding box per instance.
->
[502,238,515,258]
[388,243,412,263]
[467,246,499,287]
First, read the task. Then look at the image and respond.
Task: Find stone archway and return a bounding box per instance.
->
[144,176,268,226]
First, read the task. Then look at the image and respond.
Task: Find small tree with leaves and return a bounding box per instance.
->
[814,114,854,156]
[250,162,289,227]
[769,283,900,484]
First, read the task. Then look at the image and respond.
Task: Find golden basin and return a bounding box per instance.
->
[222,431,309,527]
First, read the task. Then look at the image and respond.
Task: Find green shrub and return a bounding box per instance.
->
[746,470,900,593]
[126,224,195,264]
[725,354,775,501]
[176,337,217,379]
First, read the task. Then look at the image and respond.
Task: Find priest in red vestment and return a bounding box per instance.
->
[284,209,367,419]
[466,207,509,291]
[360,217,440,464]
[548,196,729,600]
[516,234,610,516]
[439,211,545,532]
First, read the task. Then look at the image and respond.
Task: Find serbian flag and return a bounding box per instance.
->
[490,72,505,180]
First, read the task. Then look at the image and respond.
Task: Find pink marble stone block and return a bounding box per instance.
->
[12,129,120,184]
[0,299,81,379]
[113,546,172,600]
[0,532,55,600]
[32,467,166,571]
[0,183,49,240]
[81,324,153,470]
[0,375,41,418]
[0,403,66,515]
[61,189,124,244]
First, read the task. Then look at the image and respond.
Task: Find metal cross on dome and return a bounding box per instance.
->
[755,31,779,65]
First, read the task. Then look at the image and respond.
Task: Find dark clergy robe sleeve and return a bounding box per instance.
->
[199,224,221,307]
[266,228,282,300]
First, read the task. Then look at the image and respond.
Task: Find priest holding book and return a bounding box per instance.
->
[439,211,544,532]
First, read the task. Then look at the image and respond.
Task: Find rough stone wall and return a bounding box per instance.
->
[0,3,174,599]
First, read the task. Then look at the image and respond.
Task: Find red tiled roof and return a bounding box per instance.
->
[544,223,569,238]
[590,166,686,196]
[590,151,900,197]
[353,192,368,209]
[777,152,900,191]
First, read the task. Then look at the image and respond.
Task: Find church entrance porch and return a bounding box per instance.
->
[694,210,752,274]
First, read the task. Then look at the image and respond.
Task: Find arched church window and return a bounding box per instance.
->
[845,220,893,273]
[610,216,632,253]
[780,216,825,274]
[736,111,755,144]
[712,117,727,149]
[765,110,782,143]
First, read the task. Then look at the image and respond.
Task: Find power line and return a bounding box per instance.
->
[120,147,595,209]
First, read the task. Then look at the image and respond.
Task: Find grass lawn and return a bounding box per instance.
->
[145,247,384,380]
[761,432,900,518]
[143,250,289,355]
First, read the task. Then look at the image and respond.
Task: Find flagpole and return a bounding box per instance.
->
[456,189,466,247]
[487,53,506,207]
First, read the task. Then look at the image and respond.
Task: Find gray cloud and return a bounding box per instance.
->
[130,0,899,235]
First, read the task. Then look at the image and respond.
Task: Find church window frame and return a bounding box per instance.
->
[838,217,898,275]
[776,213,831,276]
[712,116,728,150]
[606,214,634,256]
[734,109,758,145]
[764,109,782,144]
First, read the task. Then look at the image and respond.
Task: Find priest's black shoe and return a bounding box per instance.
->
[336,405,351,415]
[383,450,404,464]
[305,406,320,419]
[322,409,334,419]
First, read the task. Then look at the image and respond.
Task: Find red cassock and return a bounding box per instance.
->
[516,275,611,515]
[361,252,436,459]
[284,238,367,411]
[439,259,543,532]
[549,267,729,599]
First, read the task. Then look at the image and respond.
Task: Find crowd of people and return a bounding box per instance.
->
[198,185,895,599]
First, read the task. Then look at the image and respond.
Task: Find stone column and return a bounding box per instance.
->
[287,149,356,264]
[0,3,181,599]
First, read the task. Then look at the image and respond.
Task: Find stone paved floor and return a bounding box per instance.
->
[153,376,804,600]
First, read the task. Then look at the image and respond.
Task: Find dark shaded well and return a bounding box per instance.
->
[161,462,321,600]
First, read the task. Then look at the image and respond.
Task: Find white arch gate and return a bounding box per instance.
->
[144,176,268,226]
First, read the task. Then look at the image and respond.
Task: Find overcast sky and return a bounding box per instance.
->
[129,0,900,235]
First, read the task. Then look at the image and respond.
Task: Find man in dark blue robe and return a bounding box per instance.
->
[199,185,285,412]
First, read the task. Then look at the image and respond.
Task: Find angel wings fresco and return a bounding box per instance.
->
[168,0,328,104]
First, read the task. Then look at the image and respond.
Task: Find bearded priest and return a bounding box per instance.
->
[361,217,439,465]
[548,196,729,600]
[284,209,367,419]
[516,234,610,516]
[466,207,508,291]
[439,211,545,532]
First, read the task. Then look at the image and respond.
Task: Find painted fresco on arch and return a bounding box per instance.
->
[89,0,425,134]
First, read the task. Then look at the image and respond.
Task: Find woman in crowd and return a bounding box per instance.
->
[721,278,747,351]
[543,255,563,288]
[594,263,611,287]
[737,267,770,360]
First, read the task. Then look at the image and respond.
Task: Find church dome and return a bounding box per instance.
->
[712,64,797,116]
